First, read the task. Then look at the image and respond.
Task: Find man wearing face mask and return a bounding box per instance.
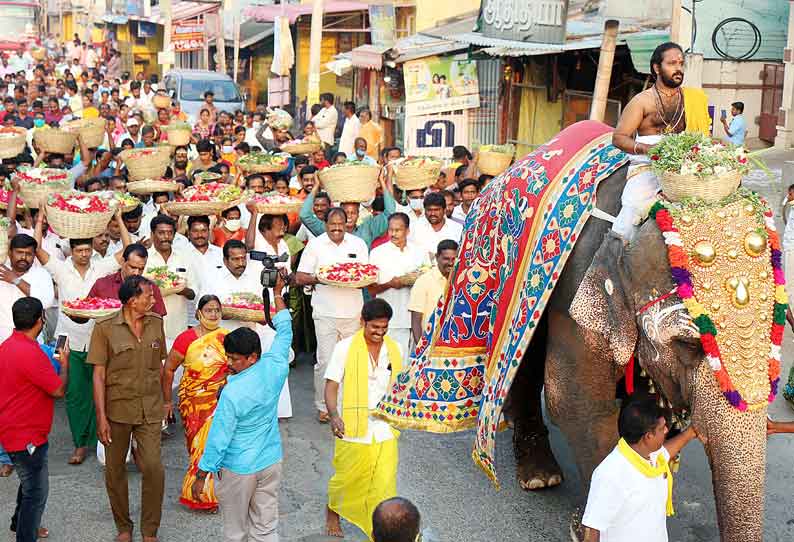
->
[299,174,395,249]
[347,137,377,166]
[395,187,426,228]
[213,206,246,248]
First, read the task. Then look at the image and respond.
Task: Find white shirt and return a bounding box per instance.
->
[452,203,471,224]
[0,281,22,342]
[18,228,66,264]
[582,445,671,542]
[313,105,338,146]
[296,224,316,243]
[409,217,463,262]
[369,241,429,329]
[782,197,794,251]
[338,114,361,156]
[324,334,401,444]
[184,243,224,326]
[297,232,369,319]
[43,255,119,351]
[147,247,199,340]
[394,202,424,229]
[17,265,56,309]
[200,263,263,331]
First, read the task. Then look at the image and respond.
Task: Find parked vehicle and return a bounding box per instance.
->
[161,69,244,123]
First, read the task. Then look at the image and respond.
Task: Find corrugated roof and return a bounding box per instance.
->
[243,1,370,23]
[128,1,220,25]
[391,33,469,63]
[238,20,274,49]
[478,30,669,57]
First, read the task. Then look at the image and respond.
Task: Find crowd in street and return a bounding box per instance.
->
[0,36,491,542]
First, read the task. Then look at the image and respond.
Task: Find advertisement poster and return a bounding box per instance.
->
[404,56,479,116]
[172,21,204,52]
[369,4,396,49]
[405,111,469,159]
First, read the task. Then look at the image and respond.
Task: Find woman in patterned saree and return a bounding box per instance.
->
[162,295,229,511]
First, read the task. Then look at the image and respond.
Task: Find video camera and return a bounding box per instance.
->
[249,250,290,288]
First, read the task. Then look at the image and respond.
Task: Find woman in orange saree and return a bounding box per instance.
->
[162,295,229,511]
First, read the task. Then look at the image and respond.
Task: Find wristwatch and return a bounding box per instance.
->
[12,276,22,286]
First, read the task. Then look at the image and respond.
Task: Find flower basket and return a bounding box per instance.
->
[398,271,420,287]
[120,147,172,181]
[33,129,76,154]
[145,266,186,296]
[162,200,238,216]
[164,125,191,146]
[63,118,106,148]
[14,168,71,208]
[318,164,380,203]
[237,153,290,173]
[222,306,265,322]
[478,151,513,176]
[127,179,181,195]
[46,202,115,239]
[317,262,379,288]
[152,94,172,110]
[61,306,120,319]
[280,142,322,155]
[251,194,303,215]
[158,282,185,296]
[392,158,442,191]
[660,170,743,203]
[0,127,27,159]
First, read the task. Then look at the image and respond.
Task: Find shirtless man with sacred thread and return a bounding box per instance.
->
[611,42,711,241]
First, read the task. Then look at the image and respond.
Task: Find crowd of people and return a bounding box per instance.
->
[0,36,494,542]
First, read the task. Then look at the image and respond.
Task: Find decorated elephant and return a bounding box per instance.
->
[376,120,782,542]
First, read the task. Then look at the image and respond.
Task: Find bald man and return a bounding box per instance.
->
[372,497,421,542]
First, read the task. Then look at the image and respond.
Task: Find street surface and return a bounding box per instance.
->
[3,154,794,541]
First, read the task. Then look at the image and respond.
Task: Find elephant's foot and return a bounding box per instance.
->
[514,418,563,490]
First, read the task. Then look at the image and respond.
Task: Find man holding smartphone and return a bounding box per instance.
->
[0,297,70,542]
[721,101,746,146]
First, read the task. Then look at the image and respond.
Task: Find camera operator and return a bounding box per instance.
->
[244,203,292,296]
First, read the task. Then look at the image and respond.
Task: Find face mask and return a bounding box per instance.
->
[355,148,366,158]
[409,198,423,211]
[225,219,241,232]
[33,118,45,128]
[198,312,220,330]
[222,145,233,154]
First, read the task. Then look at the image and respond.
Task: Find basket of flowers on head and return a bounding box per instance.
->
[250,193,303,214]
[477,144,515,176]
[0,181,24,210]
[318,162,381,202]
[237,151,290,174]
[391,157,442,191]
[13,167,71,208]
[126,178,181,195]
[120,147,173,181]
[33,128,77,154]
[45,190,117,239]
[649,132,749,203]
[0,127,27,159]
[280,139,322,156]
[63,117,106,148]
[163,121,192,146]
[162,182,248,216]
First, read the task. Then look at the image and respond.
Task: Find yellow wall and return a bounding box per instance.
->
[415,0,480,31]
[116,24,164,78]
[294,23,358,103]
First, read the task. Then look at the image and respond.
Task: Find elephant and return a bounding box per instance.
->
[503,162,768,542]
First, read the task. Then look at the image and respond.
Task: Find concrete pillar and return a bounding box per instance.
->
[775,0,794,148]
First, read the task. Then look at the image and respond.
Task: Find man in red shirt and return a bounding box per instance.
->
[0,297,69,542]
[88,244,167,317]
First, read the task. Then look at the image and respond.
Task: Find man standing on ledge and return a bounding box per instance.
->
[87,276,167,542]
[611,42,711,241]
[324,298,403,539]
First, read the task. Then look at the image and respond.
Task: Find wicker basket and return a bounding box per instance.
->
[155,281,186,297]
[254,200,302,214]
[318,165,381,203]
[660,169,742,203]
[61,306,120,319]
[64,118,106,148]
[162,200,238,216]
[317,275,377,288]
[164,127,191,146]
[152,94,172,109]
[0,128,27,159]
[31,48,45,61]
[127,179,180,195]
[478,151,513,176]
[194,171,222,183]
[222,306,266,322]
[17,177,71,208]
[398,271,420,287]
[33,129,77,154]
[237,158,289,174]
[280,142,321,155]
[393,162,441,191]
[45,204,115,239]
[121,147,172,181]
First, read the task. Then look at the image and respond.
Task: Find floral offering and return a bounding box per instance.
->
[176,182,246,203]
[649,132,749,179]
[48,191,114,213]
[63,297,122,311]
[14,166,69,185]
[145,265,185,290]
[318,262,379,286]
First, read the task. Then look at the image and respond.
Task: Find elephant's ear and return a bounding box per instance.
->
[570,232,637,367]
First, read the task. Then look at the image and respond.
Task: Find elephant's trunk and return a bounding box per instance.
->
[690,364,766,542]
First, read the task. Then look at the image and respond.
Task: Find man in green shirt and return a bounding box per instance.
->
[298,174,395,248]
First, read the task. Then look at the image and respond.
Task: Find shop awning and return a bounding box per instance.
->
[349,44,389,70]
[243,1,370,23]
[238,20,275,49]
[128,1,220,25]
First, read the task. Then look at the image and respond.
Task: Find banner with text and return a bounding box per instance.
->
[172,21,205,52]
[405,110,469,159]
[404,56,480,116]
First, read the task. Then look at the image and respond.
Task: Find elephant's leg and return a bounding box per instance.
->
[504,315,563,490]
[544,310,621,491]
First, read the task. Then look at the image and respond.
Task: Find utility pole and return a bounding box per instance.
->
[161,0,173,73]
[233,5,240,82]
[306,0,324,117]
[217,0,227,74]
[589,20,619,122]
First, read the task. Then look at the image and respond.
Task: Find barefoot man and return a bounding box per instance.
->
[323,298,403,539]
[611,41,711,241]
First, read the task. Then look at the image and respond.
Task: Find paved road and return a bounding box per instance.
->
[4,156,794,541]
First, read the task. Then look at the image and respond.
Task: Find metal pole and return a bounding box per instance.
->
[306,0,324,117]
[589,19,619,122]
[233,2,240,82]
[217,0,227,74]
[161,0,173,73]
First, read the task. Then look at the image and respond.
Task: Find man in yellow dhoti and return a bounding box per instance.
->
[611,42,712,241]
[323,298,403,539]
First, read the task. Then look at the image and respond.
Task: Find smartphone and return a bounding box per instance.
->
[721,109,727,119]
[55,334,67,351]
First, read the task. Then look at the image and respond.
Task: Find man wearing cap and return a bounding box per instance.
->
[115,118,141,147]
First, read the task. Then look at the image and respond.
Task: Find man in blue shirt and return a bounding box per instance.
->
[193,272,291,542]
[721,101,746,146]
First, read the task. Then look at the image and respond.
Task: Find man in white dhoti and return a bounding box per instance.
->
[611,42,712,241]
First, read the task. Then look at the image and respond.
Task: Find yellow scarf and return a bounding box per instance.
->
[617,438,675,516]
[682,87,711,136]
[342,329,403,439]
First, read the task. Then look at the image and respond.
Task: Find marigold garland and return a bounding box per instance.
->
[649,200,786,411]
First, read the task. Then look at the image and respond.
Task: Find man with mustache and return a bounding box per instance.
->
[611,42,711,241]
